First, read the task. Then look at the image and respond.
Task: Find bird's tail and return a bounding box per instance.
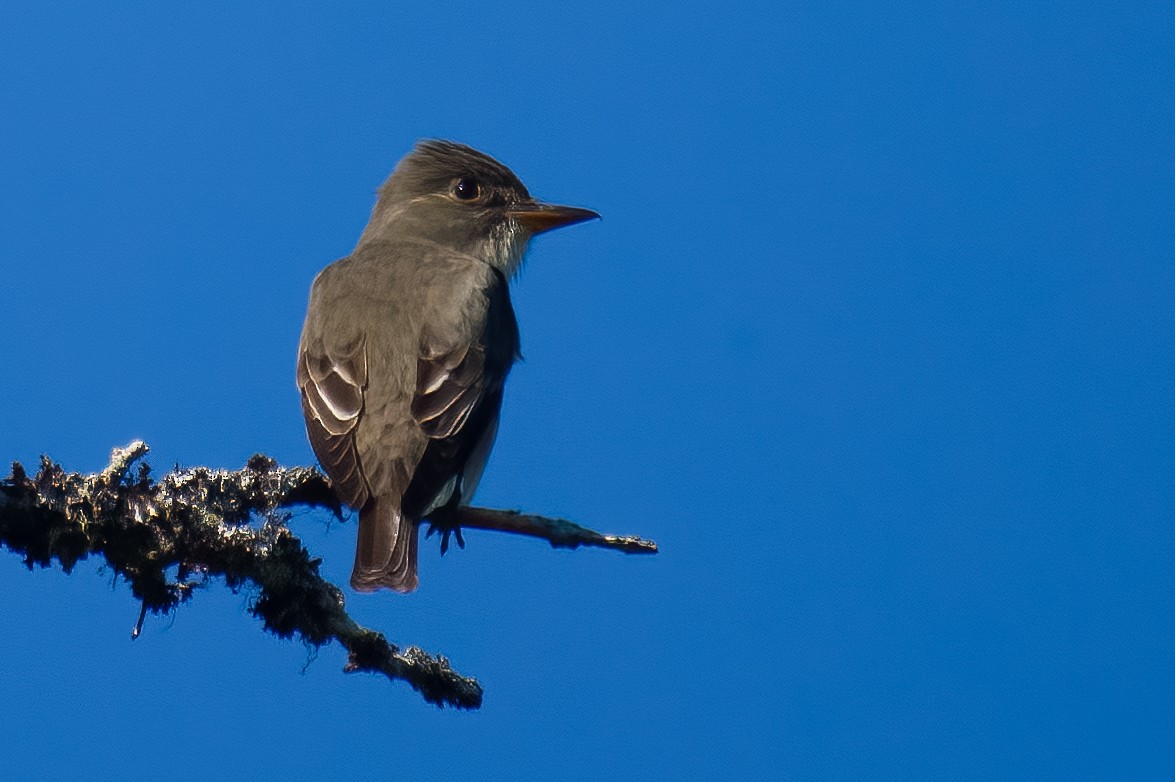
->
[351,496,419,593]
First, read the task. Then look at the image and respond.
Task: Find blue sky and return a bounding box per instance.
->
[1,2,1172,779]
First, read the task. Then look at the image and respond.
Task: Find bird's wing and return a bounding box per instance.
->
[411,339,489,439]
[297,331,370,509]
[403,271,519,515]
[412,269,519,440]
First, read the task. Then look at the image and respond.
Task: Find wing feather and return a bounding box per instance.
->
[297,335,370,509]
[411,344,487,439]
[403,272,519,517]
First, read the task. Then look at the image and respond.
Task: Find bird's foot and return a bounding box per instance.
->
[425,519,466,555]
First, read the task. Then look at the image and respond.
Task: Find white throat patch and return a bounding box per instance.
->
[482,219,529,278]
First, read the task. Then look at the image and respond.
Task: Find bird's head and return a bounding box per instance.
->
[357,140,599,276]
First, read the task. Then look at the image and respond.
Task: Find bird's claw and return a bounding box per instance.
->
[426,520,466,555]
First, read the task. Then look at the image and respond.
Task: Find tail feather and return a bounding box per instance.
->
[351,497,419,593]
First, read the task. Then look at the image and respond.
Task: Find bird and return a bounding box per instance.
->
[297,140,598,593]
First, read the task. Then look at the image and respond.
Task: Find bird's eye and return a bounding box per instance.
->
[452,177,481,201]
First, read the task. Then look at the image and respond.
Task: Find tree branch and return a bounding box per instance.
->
[454,506,658,554]
[0,442,657,710]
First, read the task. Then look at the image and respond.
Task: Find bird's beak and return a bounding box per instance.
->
[508,201,600,234]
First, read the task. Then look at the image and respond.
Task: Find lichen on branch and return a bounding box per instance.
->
[0,442,656,710]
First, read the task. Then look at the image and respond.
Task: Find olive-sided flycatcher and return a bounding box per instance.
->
[298,141,598,592]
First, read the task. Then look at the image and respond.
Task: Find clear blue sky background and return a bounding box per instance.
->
[1,3,1172,779]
